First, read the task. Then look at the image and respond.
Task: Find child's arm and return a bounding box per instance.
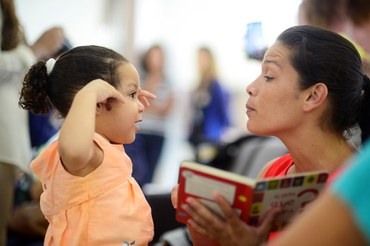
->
[58,79,125,176]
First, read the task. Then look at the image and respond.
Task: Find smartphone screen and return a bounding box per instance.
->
[245,22,267,61]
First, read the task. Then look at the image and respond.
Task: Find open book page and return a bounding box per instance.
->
[249,172,329,231]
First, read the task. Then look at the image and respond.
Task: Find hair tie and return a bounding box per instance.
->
[45,58,56,75]
[363,74,370,92]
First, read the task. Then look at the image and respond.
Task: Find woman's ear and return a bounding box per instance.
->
[303,83,328,112]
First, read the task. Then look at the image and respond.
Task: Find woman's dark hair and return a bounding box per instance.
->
[1,0,24,50]
[277,25,370,143]
[19,45,127,118]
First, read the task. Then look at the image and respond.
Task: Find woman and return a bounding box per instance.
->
[0,0,65,244]
[172,25,370,246]
[188,47,230,162]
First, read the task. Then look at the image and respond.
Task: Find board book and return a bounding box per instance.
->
[176,161,329,231]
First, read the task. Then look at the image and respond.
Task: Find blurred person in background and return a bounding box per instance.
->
[346,0,370,62]
[188,46,230,163]
[298,0,370,76]
[125,44,174,187]
[0,0,65,245]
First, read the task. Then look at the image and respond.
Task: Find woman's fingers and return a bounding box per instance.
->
[183,197,225,236]
[171,184,179,209]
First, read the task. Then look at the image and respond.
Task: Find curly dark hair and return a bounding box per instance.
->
[19,45,128,118]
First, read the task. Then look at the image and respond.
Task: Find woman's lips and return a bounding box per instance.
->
[246,103,255,113]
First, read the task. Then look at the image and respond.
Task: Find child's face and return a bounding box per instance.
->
[104,63,144,144]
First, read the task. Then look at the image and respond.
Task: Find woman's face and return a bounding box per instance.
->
[146,47,164,71]
[245,42,306,137]
[198,49,211,72]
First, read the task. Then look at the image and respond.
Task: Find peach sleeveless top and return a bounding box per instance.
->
[31,133,154,246]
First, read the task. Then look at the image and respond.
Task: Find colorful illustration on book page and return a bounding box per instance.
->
[249,172,328,231]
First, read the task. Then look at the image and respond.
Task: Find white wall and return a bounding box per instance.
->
[135,0,302,91]
[16,0,302,90]
[15,0,130,54]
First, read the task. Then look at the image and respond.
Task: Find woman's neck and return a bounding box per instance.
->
[281,131,356,175]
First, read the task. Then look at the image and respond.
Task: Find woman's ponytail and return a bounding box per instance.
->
[359,74,370,143]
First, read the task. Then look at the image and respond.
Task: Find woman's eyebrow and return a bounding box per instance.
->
[263,59,282,69]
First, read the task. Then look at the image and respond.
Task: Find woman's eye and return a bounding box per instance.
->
[264,76,273,81]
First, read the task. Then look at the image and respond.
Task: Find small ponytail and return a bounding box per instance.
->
[359,74,370,143]
[19,61,52,114]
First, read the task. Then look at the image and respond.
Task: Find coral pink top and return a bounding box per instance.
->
[263,153,343,183]
[263,154,294,178]
[31,133,154,246]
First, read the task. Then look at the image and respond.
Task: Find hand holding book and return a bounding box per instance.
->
[183,192,282,246]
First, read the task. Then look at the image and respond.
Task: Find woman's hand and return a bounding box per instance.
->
[31,27,65,60]
[171,184,179,208]
[183,192,280,246]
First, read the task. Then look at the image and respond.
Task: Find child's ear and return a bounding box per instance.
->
[96,103,103,115]
[303,83,328,111]
[105,102,112,111]
[96,102,112,115]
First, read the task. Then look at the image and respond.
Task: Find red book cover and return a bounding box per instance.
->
[176,161,256,224]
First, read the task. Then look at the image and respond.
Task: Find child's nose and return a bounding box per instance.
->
[138,101,144,112]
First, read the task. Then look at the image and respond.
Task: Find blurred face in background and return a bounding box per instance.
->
[197,48,213,75]
[146,46,164,72]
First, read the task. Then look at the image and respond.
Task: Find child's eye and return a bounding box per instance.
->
[264,75,273,81]
[129,91,137,99]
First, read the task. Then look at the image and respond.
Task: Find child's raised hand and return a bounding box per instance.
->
[138,87,156,108]
[81,79,125,105]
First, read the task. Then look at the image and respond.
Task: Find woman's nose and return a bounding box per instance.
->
[246,84,254,96]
